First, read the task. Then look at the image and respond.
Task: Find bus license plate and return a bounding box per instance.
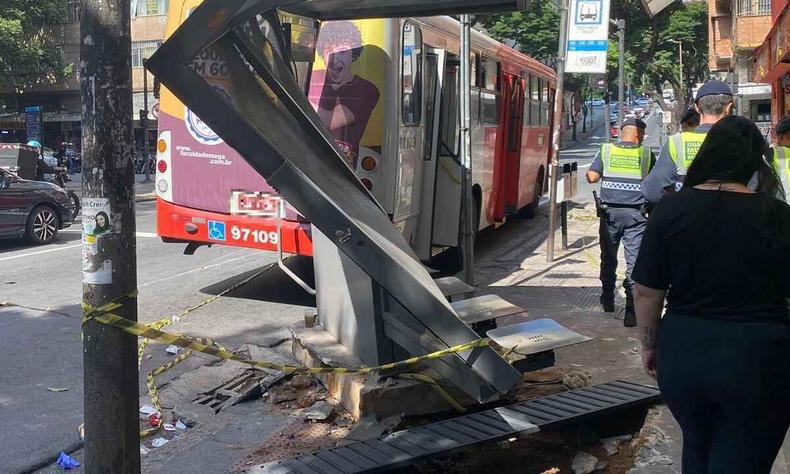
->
[230,191,281,217]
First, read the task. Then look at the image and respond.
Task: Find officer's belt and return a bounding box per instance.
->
[601,202,643,209]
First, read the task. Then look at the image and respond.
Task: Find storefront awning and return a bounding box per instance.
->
[754,2,790,82]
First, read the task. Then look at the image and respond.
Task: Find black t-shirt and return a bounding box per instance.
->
[633,188,790,322]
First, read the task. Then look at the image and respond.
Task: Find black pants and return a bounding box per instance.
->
[599,206,646,293]
[657,313,790,473]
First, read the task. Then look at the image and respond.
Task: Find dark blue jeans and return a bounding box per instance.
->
[599,206,646,293]
[657,313,790,473]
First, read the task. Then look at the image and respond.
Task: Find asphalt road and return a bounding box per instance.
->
[0,201,311,473]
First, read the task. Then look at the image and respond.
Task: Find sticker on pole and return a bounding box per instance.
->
[566,0,611,73]
[82,198,113,284]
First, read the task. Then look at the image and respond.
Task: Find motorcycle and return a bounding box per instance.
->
[48,168,81,220]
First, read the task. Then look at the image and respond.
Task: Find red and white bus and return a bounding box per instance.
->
[155,4,556,263]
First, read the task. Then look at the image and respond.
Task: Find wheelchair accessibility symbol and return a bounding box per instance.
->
[208,220,226,241]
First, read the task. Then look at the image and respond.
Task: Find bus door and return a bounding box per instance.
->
[413,48,446,260]
[430,55,462,249]
[503,75,525,213]
[491,73,525,221]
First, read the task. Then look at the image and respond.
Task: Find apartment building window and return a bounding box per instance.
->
[67,0,80,22]
[131,0,168,17]
[131,41,162,68]
[738,0,770,16]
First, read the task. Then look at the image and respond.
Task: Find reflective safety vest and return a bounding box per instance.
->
[668,131,707,177]
[774,145,790,197]
[600,143,652,194]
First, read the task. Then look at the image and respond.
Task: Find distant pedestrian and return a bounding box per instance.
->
[642,80,733,204]
[633,116,789,473]
[586,117,655,326]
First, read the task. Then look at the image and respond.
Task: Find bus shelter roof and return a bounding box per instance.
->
[147,0,522,402]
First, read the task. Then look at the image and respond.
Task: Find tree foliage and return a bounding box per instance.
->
[478,2,560,62]
[0,0,69,90]
[480,0,709,110]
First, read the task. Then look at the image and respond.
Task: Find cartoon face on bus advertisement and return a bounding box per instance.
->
[308,20,385,170]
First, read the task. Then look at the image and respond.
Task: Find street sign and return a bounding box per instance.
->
[25,106,43,142]
[565,0,611,73]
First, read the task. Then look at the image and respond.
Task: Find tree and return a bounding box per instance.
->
[480,0,709,117]
[0,0,69,90]
[478,1,560,62]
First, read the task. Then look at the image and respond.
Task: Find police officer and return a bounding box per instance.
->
[587,118,655,327]
[771,117,790,196]
[679,107,700,132]
[642,80,734,205]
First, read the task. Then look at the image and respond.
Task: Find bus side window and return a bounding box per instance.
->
[531,76,540,126]
[402,22,422,126]
[480,57,499,125]
[541,80,550,126]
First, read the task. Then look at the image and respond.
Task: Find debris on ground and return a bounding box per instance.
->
[166,345,181,355]
[602,435,632,455]
[175,420,188,430]
[47,387,69,392]
[339,414,402,446]
[139,405,159,418]
[163,423,176,432]
[571,452,599,474]
[56,452,80,470]
[562,370,593,390]
[151,437,169,448]
[140,445,150,455]
[303,401,333,421]
[148,413,162,427]
[595,460,610,471]
[238,419,354,469]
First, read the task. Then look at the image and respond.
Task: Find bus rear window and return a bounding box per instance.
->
[402,22,422,125]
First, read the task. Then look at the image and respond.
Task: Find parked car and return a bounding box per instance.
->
[586,98,605,107]
[634,97,651,107]
[0,168,73,244]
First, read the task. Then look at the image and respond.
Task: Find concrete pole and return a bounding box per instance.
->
[460,14,474,284]
[617,19,625,129]
[80,0,140,470]
[547,0,570,263]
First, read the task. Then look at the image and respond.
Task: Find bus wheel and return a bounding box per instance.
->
[519,171,544,219]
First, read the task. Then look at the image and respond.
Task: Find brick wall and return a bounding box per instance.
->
[734,15,771,49]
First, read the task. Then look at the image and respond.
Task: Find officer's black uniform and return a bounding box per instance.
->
[589,118,655,326]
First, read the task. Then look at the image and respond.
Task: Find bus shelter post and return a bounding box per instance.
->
[460,14,475,285]
[547,0,570,263]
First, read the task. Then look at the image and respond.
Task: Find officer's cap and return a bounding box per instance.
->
[776,117,790,135]
[680,107,699,124]
[694,80,733,101]
[621,117,647,130]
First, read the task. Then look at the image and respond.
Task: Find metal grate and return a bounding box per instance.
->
[252,380,660,473]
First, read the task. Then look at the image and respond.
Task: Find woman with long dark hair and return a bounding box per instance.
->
[632,115,790,473]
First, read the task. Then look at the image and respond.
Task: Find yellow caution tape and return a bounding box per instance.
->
[83,298,490,375]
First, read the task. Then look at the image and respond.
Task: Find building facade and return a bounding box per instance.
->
[708,0,773,135]
[0,0,168,151]
[753,0,790,139]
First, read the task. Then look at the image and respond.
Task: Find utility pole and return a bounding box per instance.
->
[546,0,569,263]
[81,0,140,471]
[460,14,474,284]
[616,19,625,129]
[141,59,151,183]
